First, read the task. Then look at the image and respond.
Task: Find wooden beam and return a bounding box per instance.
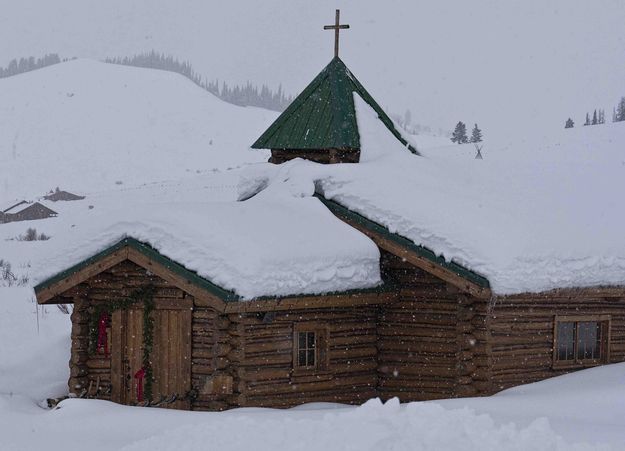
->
[501,287,625,300]
[223,290,397,313]
[36,248,129,304]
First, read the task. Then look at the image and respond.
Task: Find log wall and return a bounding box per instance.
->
[377,250,492,401]
[489,295,625,391]
[57,252,625,411]
[220,306,379,409]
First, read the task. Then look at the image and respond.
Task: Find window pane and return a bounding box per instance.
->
[307,349,315,366]
[307,332,316,349]
[577,322,598,360]
[298,332,306,349]
[298,350,307,367]
[557,322,575,360]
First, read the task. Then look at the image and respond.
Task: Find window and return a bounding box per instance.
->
[554,316,610,367]
[297,331,316,368]
[293,324,327,371]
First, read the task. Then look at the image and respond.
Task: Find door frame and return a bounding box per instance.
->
[110,297,193,406]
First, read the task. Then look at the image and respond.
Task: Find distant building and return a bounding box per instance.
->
[44,190,85,202]
[1,201,57,223]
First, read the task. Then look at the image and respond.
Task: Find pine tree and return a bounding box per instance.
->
[592,109,598,125]
[451,122,468,144]
[565,118,574,129]
[598,109,605,124]
[470,123,483,143]
[616,97,625,122]
[584,112,591,126]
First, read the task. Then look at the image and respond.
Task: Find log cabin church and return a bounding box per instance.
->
[35,12,625,411]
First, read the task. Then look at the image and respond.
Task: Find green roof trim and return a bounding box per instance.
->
[315,194,491,289]
[252,57,419,156]
[33,237,241,302]
[34,237,394,302]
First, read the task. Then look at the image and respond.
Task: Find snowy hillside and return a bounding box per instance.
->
[0,59,275,203]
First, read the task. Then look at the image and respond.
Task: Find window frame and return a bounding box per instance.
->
[552,315,611,369]
[292,323,329,373]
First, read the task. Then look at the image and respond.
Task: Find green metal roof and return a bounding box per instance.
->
[252,57,419,155]
[315,194,491,289]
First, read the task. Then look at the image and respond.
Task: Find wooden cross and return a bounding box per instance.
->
[324,9,350,58]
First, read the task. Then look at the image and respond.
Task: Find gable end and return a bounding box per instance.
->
[315,194,491,298]
[34,238,237,307]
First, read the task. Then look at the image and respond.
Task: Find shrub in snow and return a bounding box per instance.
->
[18,228,50,241]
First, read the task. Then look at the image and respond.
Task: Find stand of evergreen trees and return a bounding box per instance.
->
[0,54,64,79]
[451,121,483,144]
[613,97,625,123]
[105,51,292,112]
[566,97,625,128]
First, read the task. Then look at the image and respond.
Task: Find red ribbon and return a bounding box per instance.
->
[96,312,109,356]
[134,367,146,402]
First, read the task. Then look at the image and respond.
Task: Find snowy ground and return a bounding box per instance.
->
[0,286,623,451]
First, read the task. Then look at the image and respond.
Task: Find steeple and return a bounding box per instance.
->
[251,12,419,164]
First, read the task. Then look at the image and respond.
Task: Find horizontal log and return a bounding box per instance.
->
[243,340,291,354]
[378,378,456,389]
[244,374,377,396]
[379,364,455,378]
[378,341,457,354]
[329,346,377,359]
[86,359,111,369]
[192,349,214,359]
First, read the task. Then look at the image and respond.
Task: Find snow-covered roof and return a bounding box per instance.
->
[29,177,381,300]
[239,95,625,295]
[22,90,625,299]
[2,201,56,215]
[2,201,29,214]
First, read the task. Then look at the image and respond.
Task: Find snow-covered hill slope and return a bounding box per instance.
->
[0,59,275,203]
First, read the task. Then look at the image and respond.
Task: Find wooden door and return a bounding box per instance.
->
[111,298,192,409]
